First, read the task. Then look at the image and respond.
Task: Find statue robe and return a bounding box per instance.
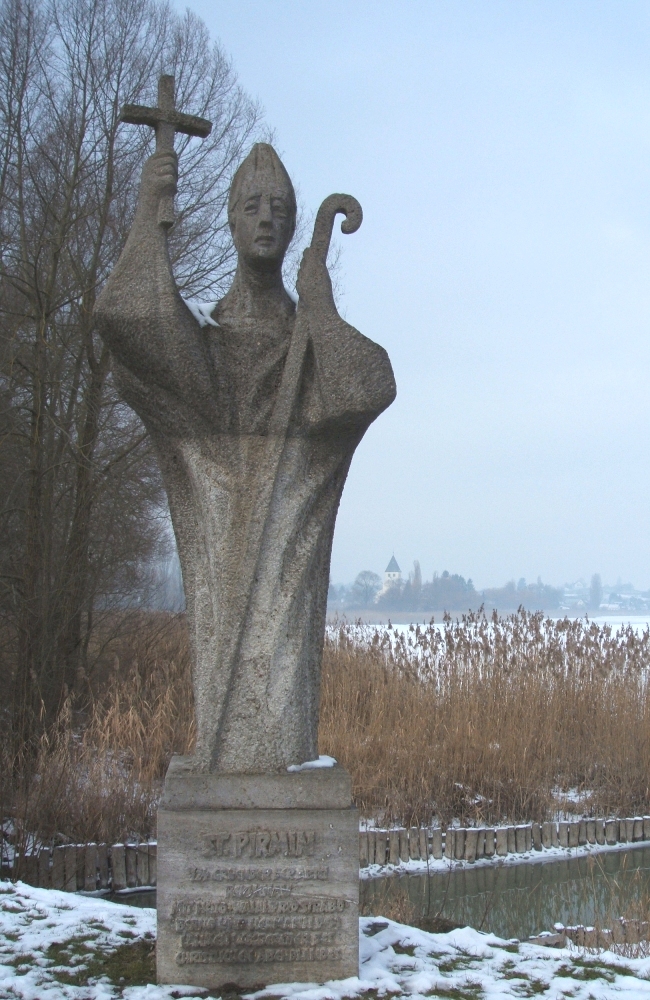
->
[95,220,395,773]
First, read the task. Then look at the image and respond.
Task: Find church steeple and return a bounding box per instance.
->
[384,554,401,587]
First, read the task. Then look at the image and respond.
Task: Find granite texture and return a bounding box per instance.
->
[161,755,352,810]
[95,140,395,773]
[156,763,359,988]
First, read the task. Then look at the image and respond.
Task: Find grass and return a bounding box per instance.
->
[4,607,650,856]
[422,984,484,1000]
[392,942,416,956]
[555,960,616,982]
[45,936,156,987]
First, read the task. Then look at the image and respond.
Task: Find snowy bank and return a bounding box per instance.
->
[3,880,650,998]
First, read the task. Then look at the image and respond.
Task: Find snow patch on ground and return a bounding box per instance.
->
[4,880,650,998]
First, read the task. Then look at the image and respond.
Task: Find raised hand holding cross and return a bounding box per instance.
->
[120,74,212,228]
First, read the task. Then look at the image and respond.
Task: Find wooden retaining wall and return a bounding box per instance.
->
[358,816,650,866]
[4,816,650,891]
[4,842,157,892]
[531,919,650,949]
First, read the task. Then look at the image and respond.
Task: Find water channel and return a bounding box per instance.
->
[108,846,650,942]
[360,846,650,940]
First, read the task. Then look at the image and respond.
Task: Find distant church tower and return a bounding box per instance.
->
[384,555,402,588]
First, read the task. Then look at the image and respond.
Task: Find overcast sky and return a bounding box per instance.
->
[175,0,650,589]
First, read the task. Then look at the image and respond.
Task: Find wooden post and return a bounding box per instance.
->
[643,816,650,840]
[419,827,428,861]
[389,830,400,866]
[126,845,137,887]
[495,828,508,856]
[568,822,579,848]
[367,830,376,866]
[23,854,38,886]
[558,822,569,848]
[444,828,455,859]
[586,820,596,844]
[76,846,85,890]
[464,829,478,863]
[515,826,526,853]
[550,822,559,848]
[85,844,98,891]
[484,829,496,857]
[605,820,618,845]
[541,822,552,848]
[51,846,65,889]
[595,819,605,845]
[148,844,157,886]
[506,827,516,854]
[454,829,466,860]
[633,818,644,842]
[398,828,408,863]
[111,844,127,891]
[475,829,485,859]
[37,848,51,888]
[62,846,77,891]
[431,828,443,859]
[137,843,150,885]
[97,845,109,889]
[578,821,587,845]
[532,823,542,851]
[375,831,388,866]
[408,827,420,861]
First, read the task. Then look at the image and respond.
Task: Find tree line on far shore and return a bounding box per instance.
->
[329,562,564,613]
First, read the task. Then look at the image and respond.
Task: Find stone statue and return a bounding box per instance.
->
[95,139,395,774]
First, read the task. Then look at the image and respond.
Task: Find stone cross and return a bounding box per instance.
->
[120,74,212,227]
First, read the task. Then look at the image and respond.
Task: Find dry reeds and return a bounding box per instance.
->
[320,611,650,826]
[1,612,194,854]
[2,608,650,851]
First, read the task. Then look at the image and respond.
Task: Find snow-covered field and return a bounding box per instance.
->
[3,880,650,999]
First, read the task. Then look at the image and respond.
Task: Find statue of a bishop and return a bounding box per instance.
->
[95,142,395,773]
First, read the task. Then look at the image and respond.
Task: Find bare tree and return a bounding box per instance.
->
[352,571,382,607]
[0,0,265,739]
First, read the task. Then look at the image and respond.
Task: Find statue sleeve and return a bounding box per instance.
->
[94,215,217,427]
[303,315,396,434]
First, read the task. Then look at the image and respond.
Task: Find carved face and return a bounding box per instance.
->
[230,182,295,268]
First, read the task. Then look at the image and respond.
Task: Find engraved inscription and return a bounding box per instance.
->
[189,865,329,882]
[171,898,348,967]
[172,897,348,916]
[201,830,316,858]
[177,946,343,965]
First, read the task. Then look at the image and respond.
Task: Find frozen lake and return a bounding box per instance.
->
[329,614,650,638]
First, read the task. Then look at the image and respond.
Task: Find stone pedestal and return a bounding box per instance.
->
[157,756,359,989]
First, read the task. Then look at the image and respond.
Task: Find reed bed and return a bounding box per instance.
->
[2,608,650,854]
[321,611,650,826]
[0,612,194,857]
